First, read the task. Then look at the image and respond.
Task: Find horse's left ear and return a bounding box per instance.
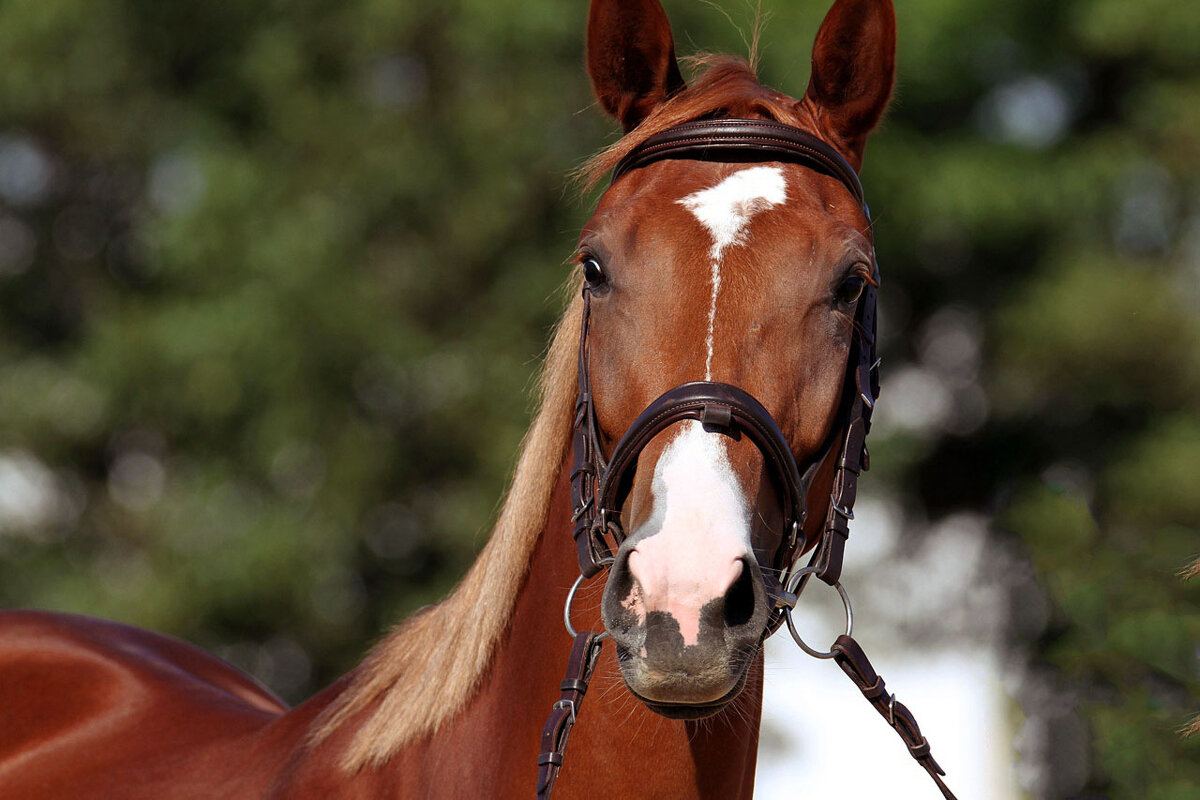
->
[587,0,687,132]
[801,0,896,169]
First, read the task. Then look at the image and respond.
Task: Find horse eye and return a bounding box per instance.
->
[581,256,607,287]
[836,273,867,306]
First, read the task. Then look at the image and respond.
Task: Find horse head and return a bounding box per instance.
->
[577,0,895,719]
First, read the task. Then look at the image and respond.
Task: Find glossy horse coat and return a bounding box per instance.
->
[0,0,896,797]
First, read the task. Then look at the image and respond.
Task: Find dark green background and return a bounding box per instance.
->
[0,0,1195,796]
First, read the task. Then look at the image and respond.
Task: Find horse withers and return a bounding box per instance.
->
[0,1,922,798]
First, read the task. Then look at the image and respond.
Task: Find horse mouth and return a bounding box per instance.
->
[614,642,755,719]
[627,672,751,720]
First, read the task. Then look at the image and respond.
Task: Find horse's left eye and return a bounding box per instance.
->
[836,273,867,306]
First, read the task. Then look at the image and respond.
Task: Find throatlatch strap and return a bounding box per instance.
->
[535,631,605,799]
[831,635,959,800]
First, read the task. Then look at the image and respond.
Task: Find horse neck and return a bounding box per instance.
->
[413,455,765,799]
[266,452,762,799]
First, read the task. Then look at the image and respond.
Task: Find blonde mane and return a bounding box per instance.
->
[310,291,582,770]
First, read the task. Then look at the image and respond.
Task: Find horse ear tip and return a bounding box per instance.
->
[586,0,682,128]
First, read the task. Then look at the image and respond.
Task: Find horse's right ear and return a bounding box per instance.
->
[587,0,686,131]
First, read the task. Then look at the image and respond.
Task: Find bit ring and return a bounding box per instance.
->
[782,566,853,659]
[563,560,614,639]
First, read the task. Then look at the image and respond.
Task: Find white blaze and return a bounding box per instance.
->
[629,421,752,646]
[628,166,787,646]
[677,165,787,379]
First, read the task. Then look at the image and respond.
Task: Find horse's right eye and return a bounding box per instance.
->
[581,256,607,287]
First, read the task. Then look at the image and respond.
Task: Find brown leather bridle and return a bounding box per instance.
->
[536,119,958,800]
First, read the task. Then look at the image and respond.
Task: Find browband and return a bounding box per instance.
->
[611,118,865,208]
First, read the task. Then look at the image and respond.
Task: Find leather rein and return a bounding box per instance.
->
[536,119,958,800]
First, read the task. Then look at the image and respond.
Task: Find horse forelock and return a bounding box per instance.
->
[308,290,582,771]
[575,57,811,191]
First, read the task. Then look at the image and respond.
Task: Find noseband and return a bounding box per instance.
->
[538,119,958,800]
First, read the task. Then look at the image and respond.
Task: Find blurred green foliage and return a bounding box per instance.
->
[0,0,1195,796]
[0,0,603,690]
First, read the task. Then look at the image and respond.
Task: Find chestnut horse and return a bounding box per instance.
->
[0,0,924,797]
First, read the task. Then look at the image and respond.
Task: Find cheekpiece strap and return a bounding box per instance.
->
[570,290,619,577]
[814,277,879,585]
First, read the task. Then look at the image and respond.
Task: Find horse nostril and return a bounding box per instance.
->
[612,549,637,601]
[723,558,756,628]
